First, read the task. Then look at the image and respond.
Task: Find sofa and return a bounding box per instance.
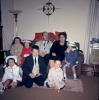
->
[5,31,84,78]
[31,40,84,77]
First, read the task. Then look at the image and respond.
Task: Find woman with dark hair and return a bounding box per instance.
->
[10,36,23,66]
[49,32,68,68]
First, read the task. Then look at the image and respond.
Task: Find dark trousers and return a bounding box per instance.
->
[44,54,50,66]
[24,75,44,88]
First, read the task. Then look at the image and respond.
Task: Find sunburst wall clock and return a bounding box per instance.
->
[38,0,61,23]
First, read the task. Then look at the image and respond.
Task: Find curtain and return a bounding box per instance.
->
[84,0,99,64]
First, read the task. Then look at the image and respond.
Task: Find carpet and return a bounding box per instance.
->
[33,79,83,93]
[0,78,83,93]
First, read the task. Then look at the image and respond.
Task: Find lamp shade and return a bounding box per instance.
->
[9,10,22,14]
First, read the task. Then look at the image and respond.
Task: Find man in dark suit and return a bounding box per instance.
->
[20,45,47,88]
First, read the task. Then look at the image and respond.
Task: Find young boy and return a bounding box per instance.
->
[45,60,65,91]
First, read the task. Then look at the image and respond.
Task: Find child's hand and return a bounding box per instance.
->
[50,84,54,88]
[67,62,70,66]
[53,85,58,90]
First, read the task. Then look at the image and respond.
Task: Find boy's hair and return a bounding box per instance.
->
[32,45,39,51]
[55,60,62,64]
[6,58,17,67]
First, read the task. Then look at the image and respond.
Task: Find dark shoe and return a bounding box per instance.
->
[77,76,79,79]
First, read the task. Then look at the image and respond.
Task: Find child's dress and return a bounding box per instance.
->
[45,67,65,90]
[20,47,32,66]
[2,65,22,83]
[62,49,78,68]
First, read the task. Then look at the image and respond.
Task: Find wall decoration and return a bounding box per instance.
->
[38,0,61,23]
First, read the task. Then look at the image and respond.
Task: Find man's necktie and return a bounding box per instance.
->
[44,42,46,49]
[35,57,36,64]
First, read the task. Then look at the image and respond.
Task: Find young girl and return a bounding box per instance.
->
[45,60,65,91]
[20,40,32,66]
[10,36,23,66]
[62,42,78,80]
[0,56,22,93]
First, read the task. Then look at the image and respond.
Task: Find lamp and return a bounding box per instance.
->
[9,10,22,36]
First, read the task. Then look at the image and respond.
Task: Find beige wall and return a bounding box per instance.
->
[1,0,14,50]
[1,0,90,50]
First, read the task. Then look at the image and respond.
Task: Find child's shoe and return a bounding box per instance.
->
[0,82,5,94]
[63,77,67,81]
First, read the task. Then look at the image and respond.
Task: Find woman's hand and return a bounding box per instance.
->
[52,53,56,56]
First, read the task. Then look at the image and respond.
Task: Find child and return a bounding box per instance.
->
[20,40,32,66]
[0,56,22,93]
[45,60,65,91]
[62,42,78,80]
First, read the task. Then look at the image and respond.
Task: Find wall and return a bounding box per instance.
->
[1,0,14,50]
[1,0,90,50]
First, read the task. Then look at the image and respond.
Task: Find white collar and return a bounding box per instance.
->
[8,64,17,69]
[43,40,48,43]
[53,67,61,71]
[33,56,38,59]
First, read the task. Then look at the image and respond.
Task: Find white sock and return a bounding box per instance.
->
[73,74,77,79]
[64,74,67,78]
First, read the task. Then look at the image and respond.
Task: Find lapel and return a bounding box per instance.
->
[38,56,41,68]
[29,55,34,70]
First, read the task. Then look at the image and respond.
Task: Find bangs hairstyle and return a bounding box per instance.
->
[23,42,31,47]
[12,37,23,45]
[6,58,17,67]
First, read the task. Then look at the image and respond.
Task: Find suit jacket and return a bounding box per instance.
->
[22,55,47,82]
[35,40,53,54]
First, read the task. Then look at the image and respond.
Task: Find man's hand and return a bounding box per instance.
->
[52,53,56,56]
[29,73,35,78]
[39,52,46,57]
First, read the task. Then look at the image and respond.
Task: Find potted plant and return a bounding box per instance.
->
[90,38,99,48]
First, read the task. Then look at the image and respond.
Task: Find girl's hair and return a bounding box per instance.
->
[11,37,23,45]
[23,42,32,47]
[6,58,18,67]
